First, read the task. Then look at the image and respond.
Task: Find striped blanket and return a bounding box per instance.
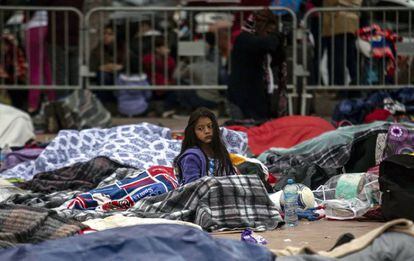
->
[67,166,178,211]
[0,204,87,248]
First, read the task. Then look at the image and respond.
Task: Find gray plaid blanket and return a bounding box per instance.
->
[58,175,282,231]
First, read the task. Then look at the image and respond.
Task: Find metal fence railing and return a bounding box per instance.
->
[0,6,84,90]
[3,5,414,117]
[301,6,414,114]
[84,6,297,93]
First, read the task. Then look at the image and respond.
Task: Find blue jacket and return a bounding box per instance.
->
[176,147,207,185]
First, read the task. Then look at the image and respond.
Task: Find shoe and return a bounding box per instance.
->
[162,109,176,118]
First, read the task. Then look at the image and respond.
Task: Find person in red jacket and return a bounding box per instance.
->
[143,36,177,114]
[143,36,176,86]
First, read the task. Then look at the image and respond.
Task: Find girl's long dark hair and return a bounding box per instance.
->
[174,107,236,177]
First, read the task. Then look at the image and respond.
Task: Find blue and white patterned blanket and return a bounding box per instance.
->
[2,123,248,180]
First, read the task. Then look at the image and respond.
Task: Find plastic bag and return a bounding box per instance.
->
[312,173,380,220]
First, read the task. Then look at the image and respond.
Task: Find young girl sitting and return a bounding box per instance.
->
[174,107,236,185]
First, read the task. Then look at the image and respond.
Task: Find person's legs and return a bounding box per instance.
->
[41,27,55,102]
[346,33,357,84]
[26,26,43,111]
[333,34,346,85]
[309,16,322,85]
[68,46,79,86]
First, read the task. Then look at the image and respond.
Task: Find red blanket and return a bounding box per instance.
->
[227,116,335,155]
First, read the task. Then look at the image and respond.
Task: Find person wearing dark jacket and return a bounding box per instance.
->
[227,9,285,121]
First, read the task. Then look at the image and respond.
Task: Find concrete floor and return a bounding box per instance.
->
[212,219,383,251]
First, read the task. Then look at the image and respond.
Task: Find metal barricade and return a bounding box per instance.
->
[0,6,84,91]
[301,6,414,115]
[84,6,297,114]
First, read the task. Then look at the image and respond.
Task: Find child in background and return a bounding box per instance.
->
[142,36,176,115]
[174,107,236,185]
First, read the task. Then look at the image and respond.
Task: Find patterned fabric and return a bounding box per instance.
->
[58,175,282,232]
[0,204,87,248]
[260,122,390,174]
[383,124,414,160]
[5,190,80,209]
[128,175,281,231]
[357,24,401,78]
[230,153,273,192]
[67,166,178,211]
[0,34,27,84]
[2,123,247,180]
[375,133,387,164]
[0,148,43,172]
[60,89,112,129]
[19,157,121,193]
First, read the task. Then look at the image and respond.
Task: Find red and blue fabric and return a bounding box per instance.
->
[67,166,179,211]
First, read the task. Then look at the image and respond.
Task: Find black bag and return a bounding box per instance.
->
[379,154,414,221]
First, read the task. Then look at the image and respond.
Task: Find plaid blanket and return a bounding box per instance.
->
[58,176,282,231]
[260,122,390,174]
[19,157,121,193]
[0,204,87,248]
[127,175,282,231]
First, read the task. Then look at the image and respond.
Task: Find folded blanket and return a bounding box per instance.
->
[0,204,87,248]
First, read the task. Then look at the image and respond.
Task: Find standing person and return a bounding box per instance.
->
[37,0,84,90]
[174,107,236,185]
[25,10,56,115]
[322,0,361,86]
[227,9,285,120]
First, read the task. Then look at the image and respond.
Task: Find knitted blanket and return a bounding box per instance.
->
[0,204,87,248]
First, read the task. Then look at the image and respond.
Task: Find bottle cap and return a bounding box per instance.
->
[287,178,294,184]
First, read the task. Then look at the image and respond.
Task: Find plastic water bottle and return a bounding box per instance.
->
[283,178,299,227]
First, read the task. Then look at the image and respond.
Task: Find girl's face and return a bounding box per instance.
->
[194,117,214,144]
[156,45,170,56]
[103,28,115,45]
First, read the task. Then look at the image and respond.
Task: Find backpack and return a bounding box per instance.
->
[115,74,151,117]
[379,154,414,221]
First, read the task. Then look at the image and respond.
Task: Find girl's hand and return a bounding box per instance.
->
[0,66,9,78]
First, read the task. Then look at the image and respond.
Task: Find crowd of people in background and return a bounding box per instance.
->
[0,0,413,121]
